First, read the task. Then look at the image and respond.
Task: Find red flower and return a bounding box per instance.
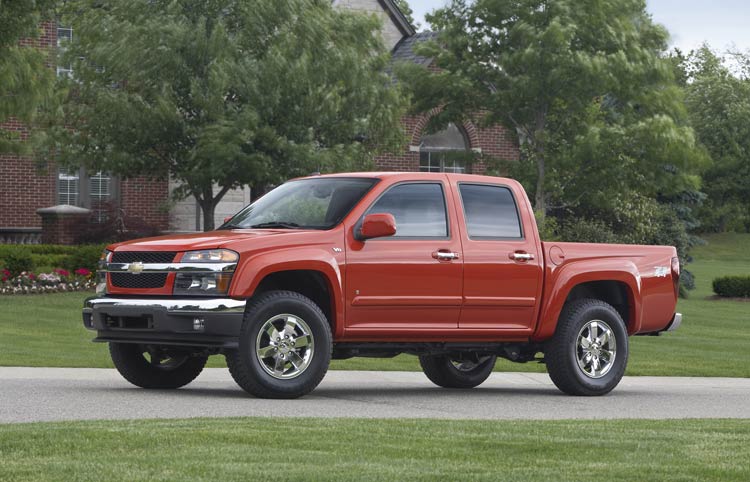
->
[28,273,36,280]
[55,269,70,277]
[75,268,91,276]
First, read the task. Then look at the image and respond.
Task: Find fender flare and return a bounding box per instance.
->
[533,259,642,341]
[229,248,344,337]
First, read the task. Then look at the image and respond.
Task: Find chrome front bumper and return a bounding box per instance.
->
[83,296,247,348]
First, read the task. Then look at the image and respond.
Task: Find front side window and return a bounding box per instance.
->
[225,178,377,230]
[368,183,448,238]
[459,184,522,239]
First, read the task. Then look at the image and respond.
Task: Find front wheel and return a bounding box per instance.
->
[545,298,629,396]
[226,290,332,399]
[109,343,208,389]
[419,354,497,389]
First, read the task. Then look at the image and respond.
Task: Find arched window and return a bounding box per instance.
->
[418,123,469,173]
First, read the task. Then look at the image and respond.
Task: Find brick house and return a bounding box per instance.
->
[0,1,518,243]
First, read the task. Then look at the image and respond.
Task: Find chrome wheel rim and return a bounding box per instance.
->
[576,320,617,379]
[255,314,314,380]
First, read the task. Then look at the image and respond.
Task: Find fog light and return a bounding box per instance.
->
[193,318,205,331]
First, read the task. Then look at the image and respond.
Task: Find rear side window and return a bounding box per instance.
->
[459,184,522,239]
[368,183,448,238]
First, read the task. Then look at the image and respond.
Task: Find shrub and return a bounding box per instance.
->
[557,218,620,244]
[63,245,105,272]
[1,250,34,276]
[30,254,69,270]
[712,276,750,298]
[0,244,105,274]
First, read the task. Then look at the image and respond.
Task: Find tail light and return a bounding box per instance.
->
[671,257,680,297]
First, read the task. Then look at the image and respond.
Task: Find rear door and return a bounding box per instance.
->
[452,181,543,332]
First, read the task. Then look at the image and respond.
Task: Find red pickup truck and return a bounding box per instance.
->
[83,172,681,398]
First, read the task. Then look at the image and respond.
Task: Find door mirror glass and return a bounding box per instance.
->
[357,213,397,240]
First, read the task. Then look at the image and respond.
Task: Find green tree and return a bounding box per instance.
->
[399,0,703,220]
[0,0,56,154]
[50,0,406,230]
[394,0,417,28]
[678,46,750,232]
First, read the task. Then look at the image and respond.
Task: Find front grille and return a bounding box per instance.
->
[109,251,176,289]
[111,251,176,264]
[111,273,168,289]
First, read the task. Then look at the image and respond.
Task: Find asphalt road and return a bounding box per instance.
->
[1,367,748,424]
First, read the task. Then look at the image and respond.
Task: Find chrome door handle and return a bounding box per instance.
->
[432,251,460,261]
[510,252,534,261]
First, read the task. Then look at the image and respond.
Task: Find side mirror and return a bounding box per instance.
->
[357,213,397,241]
[223,216,233,225]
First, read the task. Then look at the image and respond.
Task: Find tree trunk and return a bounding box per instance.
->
[200,198,217,231]
[533,110,547,219]
[196,185,232,231]
[535,152,546,219]
[250,183,269,202]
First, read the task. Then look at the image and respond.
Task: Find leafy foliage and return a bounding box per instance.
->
[712,276,750,298]
[0,250,33,277]
[0,0,56,154]
[393,0,417,28]
[675,46,750,233]
[49,0,407,230]
[0,244,106,274]
[397,0,707,293]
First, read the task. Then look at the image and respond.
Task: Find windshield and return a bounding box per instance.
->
[221,177,378,230]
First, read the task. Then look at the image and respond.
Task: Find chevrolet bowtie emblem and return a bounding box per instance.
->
[127,261,145,274]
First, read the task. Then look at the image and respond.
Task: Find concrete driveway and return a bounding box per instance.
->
[1,367,748,423]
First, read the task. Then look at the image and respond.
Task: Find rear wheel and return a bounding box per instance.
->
[545,298,629,396]
[419,353,497,389]
[109,343,207,389]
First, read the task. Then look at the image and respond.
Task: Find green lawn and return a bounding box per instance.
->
[0,418,747,481]
[1,234,747,375]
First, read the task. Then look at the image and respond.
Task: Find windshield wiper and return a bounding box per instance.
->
[220,223,245,230]
[249,221,302,229]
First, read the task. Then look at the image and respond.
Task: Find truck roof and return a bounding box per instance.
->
[295,171,518,184]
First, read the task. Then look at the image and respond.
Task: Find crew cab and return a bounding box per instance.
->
[83,172,682,398]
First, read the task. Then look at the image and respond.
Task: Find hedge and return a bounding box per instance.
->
[0,244,106,275]
[712,275,750,298]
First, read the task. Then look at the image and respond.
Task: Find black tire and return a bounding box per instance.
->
[419,354,497,389]
[225,290,332,399]
[545,298,629,396]
[109,343,207,389]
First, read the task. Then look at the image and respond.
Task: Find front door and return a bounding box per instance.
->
[345,181,463,334]
[453,181,544,332]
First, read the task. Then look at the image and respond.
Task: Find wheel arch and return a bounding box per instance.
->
[534,262,642,341]
[230,250,343,337]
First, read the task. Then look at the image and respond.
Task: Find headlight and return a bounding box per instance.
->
[173,249,238,296]
[96,250,112,294]
[181,249,239,263]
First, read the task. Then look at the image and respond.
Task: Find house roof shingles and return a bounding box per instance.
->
[391,30,438,66]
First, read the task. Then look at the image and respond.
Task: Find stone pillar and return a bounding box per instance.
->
[36,205,91,245]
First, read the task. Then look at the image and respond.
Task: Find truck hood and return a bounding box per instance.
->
[108,229,324,252]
